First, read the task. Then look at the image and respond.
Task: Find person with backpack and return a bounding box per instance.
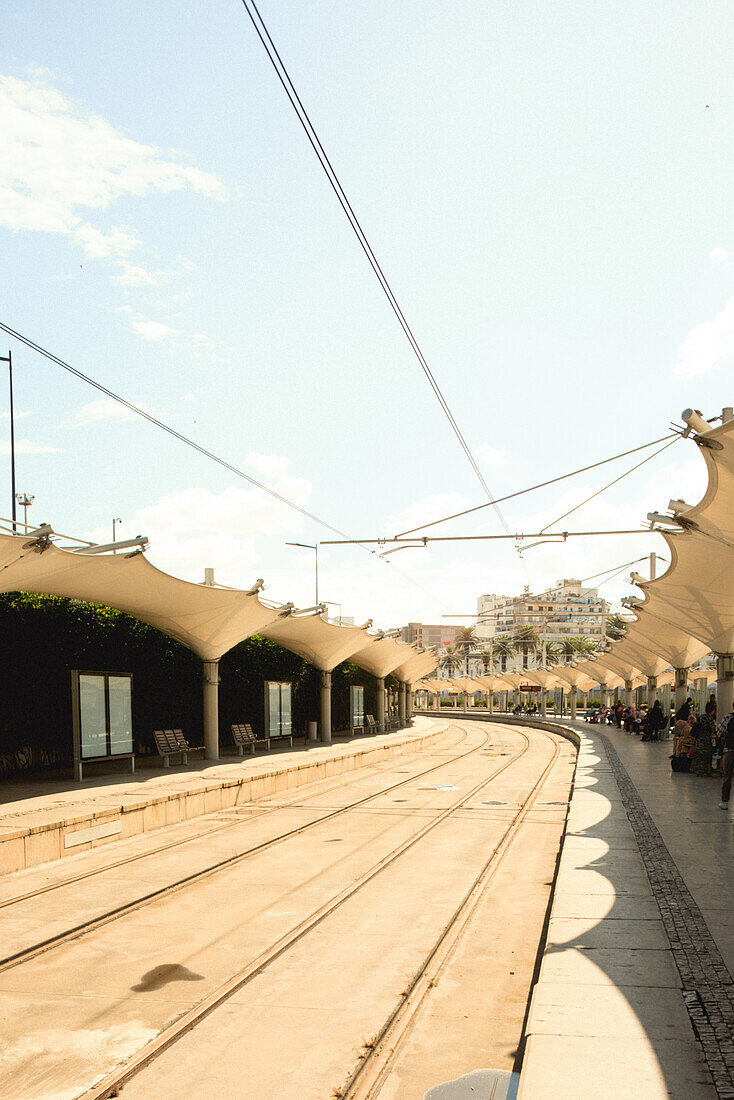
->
[716,705,734,809]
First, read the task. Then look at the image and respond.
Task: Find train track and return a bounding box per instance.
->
[341,726,563,1099]
[80,723,540,1100]
[0,724,488,973]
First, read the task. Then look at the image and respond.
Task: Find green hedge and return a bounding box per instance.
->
[0,593,389,776]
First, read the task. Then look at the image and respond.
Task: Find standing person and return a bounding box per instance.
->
[706,693,717,721]
[717,704,734,810]
[648,700,666,741]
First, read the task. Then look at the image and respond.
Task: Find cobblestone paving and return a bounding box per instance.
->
[601,734,734,1100]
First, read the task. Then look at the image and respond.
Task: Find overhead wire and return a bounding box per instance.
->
[395,432,681,537]
[539,434,681,534]
[0,321,451,609]
[238,0,529,579]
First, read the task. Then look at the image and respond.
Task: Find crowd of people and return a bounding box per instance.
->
[587,691,734,808]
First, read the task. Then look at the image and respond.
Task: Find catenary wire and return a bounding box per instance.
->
[395,432,680,537]
[539,434,681,534]
[238,0,528,578]
[0,321,450,609]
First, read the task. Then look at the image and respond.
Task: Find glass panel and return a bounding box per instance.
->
[351,686,364,727]
[268,682,280,738]
[108,676,133,755]
[279,683,292,737]
[79,674,108,758]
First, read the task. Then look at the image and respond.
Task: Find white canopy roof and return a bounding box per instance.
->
[394,650,439,685]
[350,635,417,679]
[628,415,734,654]
[0,529,286,661]
[261,611,375,672]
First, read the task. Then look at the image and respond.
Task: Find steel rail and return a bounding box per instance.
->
[0,725,486,972]
[342,726,564,1098]
[80,723,535,1100]
[0,726,470,913]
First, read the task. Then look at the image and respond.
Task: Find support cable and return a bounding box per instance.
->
[539,435,681,534]
[395,432,680,538]
[0,321,451,609]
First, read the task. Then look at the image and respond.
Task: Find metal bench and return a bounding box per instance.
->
[153,729,204,767]
[231,723,270,755]
[365,714,378,734]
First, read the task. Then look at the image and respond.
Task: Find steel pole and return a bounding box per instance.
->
[3,349,16,532]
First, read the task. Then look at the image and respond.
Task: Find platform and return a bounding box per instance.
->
[0,717,451,876]
[518,717,734,1100]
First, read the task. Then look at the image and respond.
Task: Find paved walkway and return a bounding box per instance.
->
[519,717,734,1100]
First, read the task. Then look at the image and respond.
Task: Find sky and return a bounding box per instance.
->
[2,1,733,631]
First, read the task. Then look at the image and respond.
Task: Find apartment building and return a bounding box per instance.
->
[475,579,607,671]
[401,622,460,650]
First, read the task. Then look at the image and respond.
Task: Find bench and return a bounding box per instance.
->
[153,729,204,767]
[231,723,270,755]
[365,714,379,734]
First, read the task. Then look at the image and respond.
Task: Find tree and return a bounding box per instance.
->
[559,636,577,664]
[454,626,478,675]
[606,613,630,641]
[573,636,599,658]
[478,648,494,674]
[513,626,538,668]
[440,645,461,676]
[543,640,561,667]
[493,634,514,673]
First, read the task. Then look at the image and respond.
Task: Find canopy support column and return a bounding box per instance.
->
[624,679,634,708]
[202,660,220,761]
[488,690,493,715]
[375,677,385,732]
[540,688,547,717]
[674,667,689,711]
[570,686,578,720]
[599,683,608,709]
[716,655,734,717]
[647,676,658,710]
[398,682,406,725]
[406,685,413,721]
[320,670,332,744]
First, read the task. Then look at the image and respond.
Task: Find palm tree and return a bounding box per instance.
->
[543,640,561,667]
[513,625,538,669]
[478,648,494,674]
[559,636,577,664]
[606,612,630,641]
[440,645,461,677]
[454,625,478,675]
[573,636,599,659]
[493,634,513,673]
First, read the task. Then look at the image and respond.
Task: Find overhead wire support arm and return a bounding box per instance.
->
[320,529,653,546]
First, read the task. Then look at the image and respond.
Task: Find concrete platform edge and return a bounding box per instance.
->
[0,719,453,876]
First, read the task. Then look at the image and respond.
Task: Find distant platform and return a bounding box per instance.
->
[0,716,451,876]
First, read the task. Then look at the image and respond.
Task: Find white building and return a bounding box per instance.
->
[474,579,607,672]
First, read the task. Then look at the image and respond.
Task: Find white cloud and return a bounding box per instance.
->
[0,439,60,454]
[0,72,226,261]
[131,320,177,340]
[84,457,314,588]
[74,398,153,426]
[675,295,734,378]
[475,443,506,469]
[710,246,729,262]
[384,491,475,536]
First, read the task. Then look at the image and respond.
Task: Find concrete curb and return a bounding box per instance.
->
[0,718,453,876]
